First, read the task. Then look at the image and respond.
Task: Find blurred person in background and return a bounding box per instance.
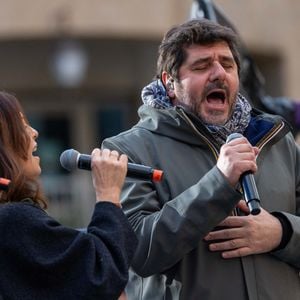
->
[102,19,300,299]
[0,91,137,300]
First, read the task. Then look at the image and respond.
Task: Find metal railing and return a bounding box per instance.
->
[41,172,96,227]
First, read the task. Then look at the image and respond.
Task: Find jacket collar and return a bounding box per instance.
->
[135,105,291,148]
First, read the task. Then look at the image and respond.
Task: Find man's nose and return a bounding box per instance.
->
[209,62,226,82]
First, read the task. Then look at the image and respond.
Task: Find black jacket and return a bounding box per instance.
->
[0,200,137,300]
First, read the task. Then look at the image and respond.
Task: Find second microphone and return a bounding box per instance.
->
[60,149,164,182]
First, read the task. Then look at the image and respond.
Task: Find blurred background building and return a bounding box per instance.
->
[0,0,299,226]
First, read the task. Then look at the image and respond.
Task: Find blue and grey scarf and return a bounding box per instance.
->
[141,79,252,144]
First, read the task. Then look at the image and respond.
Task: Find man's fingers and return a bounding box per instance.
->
[205,227,242,241]
[221,247,251,259]
[209,238,243,251]
[236,200,250,213]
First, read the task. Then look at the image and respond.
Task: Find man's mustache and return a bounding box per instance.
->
[203,81,229,98]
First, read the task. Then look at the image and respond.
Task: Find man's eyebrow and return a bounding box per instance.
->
[219,56,235,63]
[190,57,212,66]
[189,55,235,67]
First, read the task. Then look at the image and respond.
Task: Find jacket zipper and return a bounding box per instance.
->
[179,107,286,156]
[179,108,286,216]
[178,108,219,160]
[255,121,285,150]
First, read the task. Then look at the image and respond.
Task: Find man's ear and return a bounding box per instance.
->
[161,72,175,99]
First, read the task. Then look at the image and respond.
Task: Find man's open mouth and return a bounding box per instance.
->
[206,90,226,104]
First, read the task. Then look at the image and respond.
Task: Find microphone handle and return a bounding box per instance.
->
[126,164,155,181]
[240,172,261,215]
[226,133,261,215]
[77,154,91,170]
[77,154,162,181]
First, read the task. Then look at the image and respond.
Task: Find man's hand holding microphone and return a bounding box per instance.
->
[204,133,283,258]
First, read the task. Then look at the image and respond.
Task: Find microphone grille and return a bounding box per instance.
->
[60,149,80,171]
[226,132,243,143]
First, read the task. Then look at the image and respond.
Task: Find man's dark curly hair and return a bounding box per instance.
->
[156,18,241,80]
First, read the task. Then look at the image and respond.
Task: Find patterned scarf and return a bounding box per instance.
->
[141,79,173,109]
[141,79,252,144]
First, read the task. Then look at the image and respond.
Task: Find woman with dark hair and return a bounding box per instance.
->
[0,91,137,300]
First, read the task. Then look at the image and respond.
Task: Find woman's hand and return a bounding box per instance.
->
[91,148,128,206]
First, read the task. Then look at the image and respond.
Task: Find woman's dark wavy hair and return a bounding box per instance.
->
[0,92,47,208]
[156,18,241,80]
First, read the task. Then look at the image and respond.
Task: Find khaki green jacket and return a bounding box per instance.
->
[103,105,300,300]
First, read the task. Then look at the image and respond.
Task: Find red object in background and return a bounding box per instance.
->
[0,177,11,191]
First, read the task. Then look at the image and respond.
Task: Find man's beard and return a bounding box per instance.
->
[176,82,237,125]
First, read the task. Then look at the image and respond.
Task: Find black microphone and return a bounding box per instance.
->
[60,149,164,182]
[226,133,261,215]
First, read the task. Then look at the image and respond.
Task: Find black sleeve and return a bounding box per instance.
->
[271,211,293,251]
[0,201,137,300]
